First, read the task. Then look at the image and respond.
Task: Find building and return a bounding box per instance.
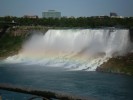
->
[110,12,118,18]
[110,12,124,18]
[91,15,109,18]
[42,10,61,18]
[23,15,38,19]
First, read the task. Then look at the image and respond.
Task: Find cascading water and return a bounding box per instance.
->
[5,29,130,71]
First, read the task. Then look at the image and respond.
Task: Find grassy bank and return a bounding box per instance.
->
[0,26,49,59]
[0,33,24,59]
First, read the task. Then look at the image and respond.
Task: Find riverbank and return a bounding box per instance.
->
[0,26,48,59]
[97,53,133,75]
[0,33,23,60]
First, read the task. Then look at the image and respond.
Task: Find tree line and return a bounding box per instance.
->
[0,16,133,28]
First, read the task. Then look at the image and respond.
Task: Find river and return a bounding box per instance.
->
[0,63,133,100]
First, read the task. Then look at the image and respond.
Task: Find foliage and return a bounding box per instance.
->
[0,33,24,58]
[0,16,133,28]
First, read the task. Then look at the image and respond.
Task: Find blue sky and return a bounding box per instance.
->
[0,0,133,17]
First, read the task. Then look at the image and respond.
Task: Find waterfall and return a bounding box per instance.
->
[5,29,130,71]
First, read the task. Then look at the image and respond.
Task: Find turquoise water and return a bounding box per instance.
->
[0,63,133,100]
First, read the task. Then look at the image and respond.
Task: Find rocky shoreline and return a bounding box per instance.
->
[97,53,133,75]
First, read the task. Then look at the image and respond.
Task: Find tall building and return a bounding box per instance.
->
[42,10,61,18]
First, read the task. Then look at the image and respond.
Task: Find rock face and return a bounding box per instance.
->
[10,26,48,36]
[97,53,133,75]
[129,28,133,42]
[0,26,48,59]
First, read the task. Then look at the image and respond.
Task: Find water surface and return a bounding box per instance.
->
[0,63,133,100]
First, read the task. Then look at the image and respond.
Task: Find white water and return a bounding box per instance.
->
[5,29,130,71]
